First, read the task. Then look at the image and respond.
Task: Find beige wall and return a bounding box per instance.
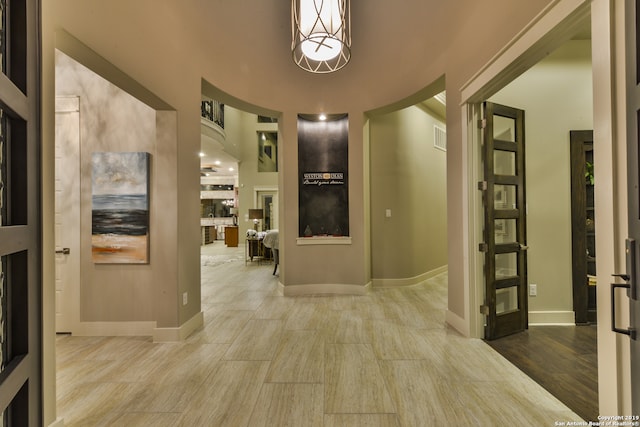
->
[278,111,370,292]
[44,29,201,336]
[489,39,593,321]
[42,0,556,331]
[55,50,183,325]
[369,105,448,282]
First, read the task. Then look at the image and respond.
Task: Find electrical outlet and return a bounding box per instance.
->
[529,284,537,297]
[182,292,188,306]
[385,209,392,218]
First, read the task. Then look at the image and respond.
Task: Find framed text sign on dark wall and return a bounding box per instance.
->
[298,114,349,237]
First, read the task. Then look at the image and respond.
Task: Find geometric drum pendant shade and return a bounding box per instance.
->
[291,0,351,73]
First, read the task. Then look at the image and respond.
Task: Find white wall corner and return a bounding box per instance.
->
[153,311,204,342]
[445,310,470,337]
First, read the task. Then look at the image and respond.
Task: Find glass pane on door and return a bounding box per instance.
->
[0,110,4,225]
[495,252,517,279]
[496,286,519,314]
[495,219,517,244]
[494,150,516,175]
[493,115,516,142]
[0,259,4,373]
[494,184,516,210]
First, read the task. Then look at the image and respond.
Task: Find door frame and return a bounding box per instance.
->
[569,130,597,325]
[460,0,630,414]
[54,96,81,333]
[623,0,640,413]
[253,186,279,231]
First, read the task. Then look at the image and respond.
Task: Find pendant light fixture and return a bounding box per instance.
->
[291,0,351,73]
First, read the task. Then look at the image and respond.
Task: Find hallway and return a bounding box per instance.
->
[56,243,583,426]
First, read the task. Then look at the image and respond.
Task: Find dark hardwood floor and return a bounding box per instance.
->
[486,325,598,422]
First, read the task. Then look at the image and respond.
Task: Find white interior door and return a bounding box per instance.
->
[255,188,278,231]
[55,96,81,333]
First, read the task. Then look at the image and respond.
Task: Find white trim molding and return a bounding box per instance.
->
[296,236,352,246]
[154,311,204,342]
[460,0,592,103]
[69,311,205,342]
[372,265,448,288]
[283,282,371,296]
[445,310,470,337]
[528,311,575,325]
[73,321,157,337]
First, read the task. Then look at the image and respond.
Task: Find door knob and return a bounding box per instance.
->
[55,248,70,255]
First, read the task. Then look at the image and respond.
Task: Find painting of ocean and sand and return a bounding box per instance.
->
[92,152,150,263]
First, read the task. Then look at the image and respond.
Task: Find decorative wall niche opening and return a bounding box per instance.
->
[297,113,349,238]
[258,131,278,172]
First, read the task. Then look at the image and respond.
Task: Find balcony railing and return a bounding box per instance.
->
[201,100,224,129]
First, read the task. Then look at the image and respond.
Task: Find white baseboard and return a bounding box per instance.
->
[69,312,205,342]
[73,321,156,337]
[283,282,371,296]
[154,311,204,342]
[528,310,575,325]
[371,265,448,288]
[445,309,470,337]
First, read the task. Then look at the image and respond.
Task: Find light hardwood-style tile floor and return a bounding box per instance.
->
[56,243,584,426]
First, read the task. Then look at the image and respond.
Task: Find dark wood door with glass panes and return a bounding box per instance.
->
[570,130,597,325]
[0,0,43,424]
[481,102,528,340]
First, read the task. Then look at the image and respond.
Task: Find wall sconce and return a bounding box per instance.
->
[248,209,264,231]
[291,0,351,73]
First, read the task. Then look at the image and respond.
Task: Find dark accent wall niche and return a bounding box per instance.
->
[298,114,349,237]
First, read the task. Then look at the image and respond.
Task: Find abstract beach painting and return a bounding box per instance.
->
[92,152,150,264]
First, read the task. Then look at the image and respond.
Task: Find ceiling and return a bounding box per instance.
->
[200,119,238,179]
[194,0,589,179]
[199,154,238,179]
